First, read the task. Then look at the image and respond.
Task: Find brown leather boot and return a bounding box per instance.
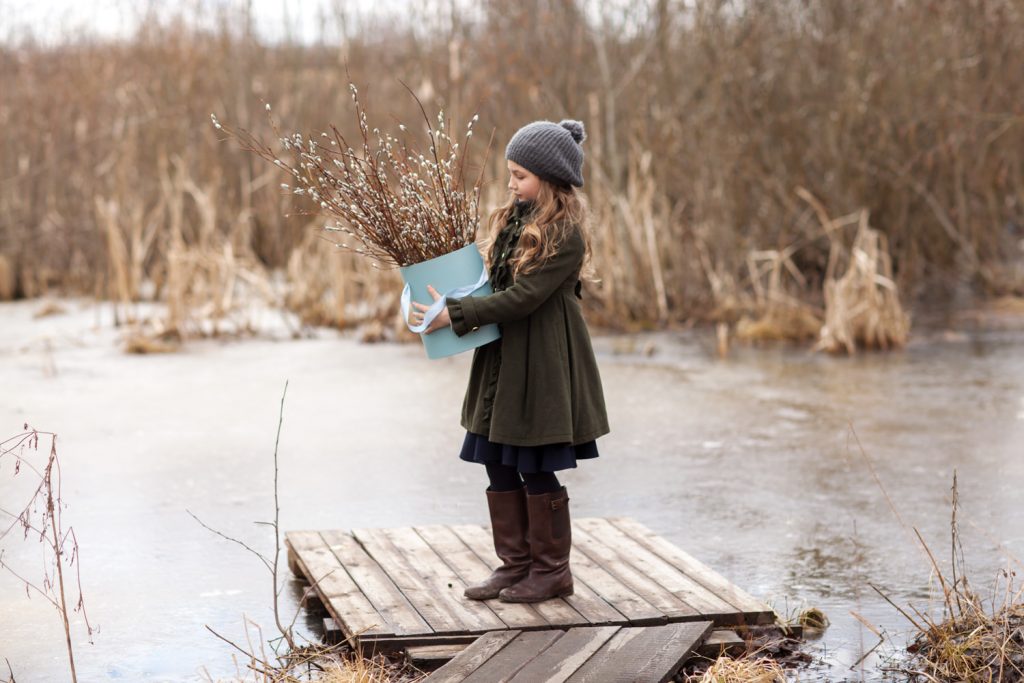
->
[498,485,574,603]
[463,485,532,600]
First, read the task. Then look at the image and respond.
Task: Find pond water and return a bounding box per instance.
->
[1,299,1021,681]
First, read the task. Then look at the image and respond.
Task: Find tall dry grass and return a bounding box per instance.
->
[2,1,1022,342]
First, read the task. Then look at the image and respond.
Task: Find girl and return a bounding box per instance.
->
[409,119,609,604]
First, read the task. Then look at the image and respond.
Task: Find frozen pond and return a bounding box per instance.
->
[1,298,1022,681]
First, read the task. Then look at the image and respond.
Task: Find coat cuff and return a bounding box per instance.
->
[446,296,481,337]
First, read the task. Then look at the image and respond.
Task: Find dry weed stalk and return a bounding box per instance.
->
[188,382,418,682]
[188,382,301,660]
[0,255,14,301]
[0,426,96,683]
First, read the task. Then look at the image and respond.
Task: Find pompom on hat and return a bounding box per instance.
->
[505,119,587,188]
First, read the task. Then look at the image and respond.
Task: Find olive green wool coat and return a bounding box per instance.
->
[445,202,610,447]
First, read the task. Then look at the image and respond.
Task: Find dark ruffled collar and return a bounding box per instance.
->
[490,202,534,290]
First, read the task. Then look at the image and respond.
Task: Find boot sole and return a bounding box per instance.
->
[497,587,574,603]
[464,574,532,600]
[464,592,499,600]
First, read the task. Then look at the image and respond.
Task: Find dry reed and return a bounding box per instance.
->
[2,1,1021,343]
[815,210,911,354]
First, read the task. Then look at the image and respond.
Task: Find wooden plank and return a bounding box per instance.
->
[697,629,746,658]
[426,630,521,683]
[449,524,588,626]
[351,526,470,635]
[507,625,621,683]
[557,581,628,628]
[359,633,481,652]
[383,526,508,632]
[287,545,303,579]
[323,616,340,639]
[320,529,432,637]
[405,643,469,664]
[462,630,565,683]
[413,524,550,629]
[565,621,713,683]
[556,531,667,625]
[608,517,772,621]
[550,523,631,626]
[283,532,389,639]
[576,518,738,618]
[570,524,699,619]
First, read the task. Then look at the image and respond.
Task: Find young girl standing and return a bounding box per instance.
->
[410,119,610,603]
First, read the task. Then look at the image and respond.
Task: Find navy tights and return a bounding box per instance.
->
[485,462,561,495]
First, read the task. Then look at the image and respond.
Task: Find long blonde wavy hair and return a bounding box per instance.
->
[481,181,598,285]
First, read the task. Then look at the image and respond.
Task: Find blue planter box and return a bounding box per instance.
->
[399,243,501,359]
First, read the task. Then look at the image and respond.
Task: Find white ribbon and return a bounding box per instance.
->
[400,262,490,333]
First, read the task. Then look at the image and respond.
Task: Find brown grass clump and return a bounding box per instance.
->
[735,308,822,344]
[733,247,822,344]
[814,209,911,354]
[32,300,67,318]
[987,296,1024,316]
[123,329,181,354]
[315,648,414,683]
[796,608,830,633]
[875,472,1024,682]
[686,653,789,683]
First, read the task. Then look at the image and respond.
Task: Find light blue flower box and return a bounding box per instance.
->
[400,243,501,359]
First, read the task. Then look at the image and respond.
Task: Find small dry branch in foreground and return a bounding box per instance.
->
[0,427,96,683]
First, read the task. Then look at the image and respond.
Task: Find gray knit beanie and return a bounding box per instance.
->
[505,119,586,188]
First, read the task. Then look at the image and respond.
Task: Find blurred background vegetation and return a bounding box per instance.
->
[2,0,1021,346]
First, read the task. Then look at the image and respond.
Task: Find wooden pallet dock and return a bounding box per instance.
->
[285,516,774,654]
[425,621,714,683]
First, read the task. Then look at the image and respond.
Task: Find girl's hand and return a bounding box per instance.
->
[410,284,451,334]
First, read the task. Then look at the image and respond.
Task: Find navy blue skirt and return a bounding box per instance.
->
[459,431,600,473]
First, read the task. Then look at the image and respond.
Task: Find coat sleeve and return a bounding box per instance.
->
[446,227,583,337]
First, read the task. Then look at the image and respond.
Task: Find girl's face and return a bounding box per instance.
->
[507,160,541,202]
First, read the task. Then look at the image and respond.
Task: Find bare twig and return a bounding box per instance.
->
[0,427,93,682]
